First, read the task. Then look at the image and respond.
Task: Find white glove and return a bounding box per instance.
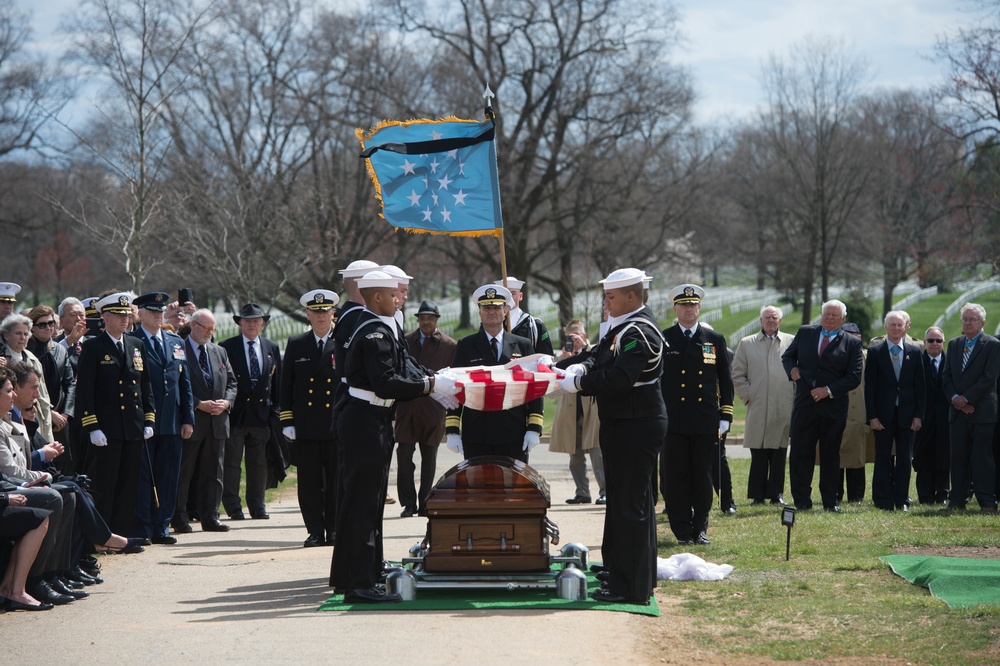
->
[430,393,461,410]
[143,426,154,440]
[522,431,540,453]
[536,355,555,368]
[564,364,587,378]
[89,429,108,447]
[432,370,460,396]
[282,426,296,441]
[558,374,581,394]
[719,420,730,436]
[446,433,464,456]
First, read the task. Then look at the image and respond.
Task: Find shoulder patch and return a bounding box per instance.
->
[622,339,637,353]
[540,331,549,340]
[366,332,384,340]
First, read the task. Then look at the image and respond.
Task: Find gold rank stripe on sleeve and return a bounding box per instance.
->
[720,405,734,416]
[81,414,98,427]
[280,410,294,422]
[145,412,156,423]
[445,415,461,429]
[527,413,544,428]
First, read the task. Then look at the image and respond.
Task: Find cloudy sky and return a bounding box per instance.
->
[19,0,981,125]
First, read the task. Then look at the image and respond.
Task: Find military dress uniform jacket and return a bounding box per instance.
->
[331,300,368,416]
[219,335,282,429]
[340,311,435,401]
[661,324,734,435]
[510,310,554,356]
[280,331,338,439]
[129,329,195,436]
[394,328,457,444]
[184,339,238,441]
[781,325,863,419]
[76,332,156,440]
[446,328,543,446]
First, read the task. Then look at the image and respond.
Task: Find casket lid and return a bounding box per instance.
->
[428,456,550,502]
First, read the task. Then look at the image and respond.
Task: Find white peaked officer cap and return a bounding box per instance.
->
[339,260,382,278]
[473,284,512,307]
[668,283,706,305]
[356,271,399,290]
[300,289,340,311]
[494,276,525,290]
[0,282,21,302]
[96,292,134,314]
[599,268,649,290]
[382,265,413,285]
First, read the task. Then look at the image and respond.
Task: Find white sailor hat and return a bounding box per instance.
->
[0,282,21,302]
[599,268,648,290]
[473,284,512,307]
[81,297,99,317]
[356,270,399,290]
[339,260,382,278]
[96,292,134,315]
[382,265,413,285]
[668,283,705,304]
[300,289,340,311]
[494,276,524,290]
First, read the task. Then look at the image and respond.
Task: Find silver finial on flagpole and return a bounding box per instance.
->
[483,82,495,120]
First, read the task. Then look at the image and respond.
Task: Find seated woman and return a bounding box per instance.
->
[0,489,53,611]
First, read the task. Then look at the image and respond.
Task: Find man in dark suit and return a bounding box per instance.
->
[781,299,863,512]
[395,300,457,517]
[280,289,341,547]
[220,304,282,521]
[864,310,925,511]
[77,292,156,535]
[661,284,734,545]
[496,276,554,356]
[175,309,237,533]
[129,292,195,543]
[941,302,1000,512]
[913,326,950,504]
[445,284,543,462]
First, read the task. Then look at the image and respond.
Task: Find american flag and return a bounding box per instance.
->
[451,355,563,411]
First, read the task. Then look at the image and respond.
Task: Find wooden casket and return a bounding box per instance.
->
[423,456,555,573]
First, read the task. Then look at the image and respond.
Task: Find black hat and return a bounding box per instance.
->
[415,300,440,317]
[842,322,861,334]
[233,303,271,324]
[134,292,170,312]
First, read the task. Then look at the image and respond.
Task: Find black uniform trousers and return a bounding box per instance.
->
[871,407,914,510]
[330,398,393,590]
[294,437,338,540]
[176,431,226,522]
[601,415,665,602]
[87,437,142,536]
[913,420,950,503]
[53,480,112,563]
[710,435,735,508]
[663,432,714,540]
[465,440,525,463]
[748,448,787,502]
[949,416,997,509]
[788,407,846,510]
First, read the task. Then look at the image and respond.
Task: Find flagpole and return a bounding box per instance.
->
[484,82,512,333]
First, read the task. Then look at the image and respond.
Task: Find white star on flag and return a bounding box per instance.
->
[453,190,468,205]
[401,159,416,175]
[437,174,453,190]
[406,190,421,206]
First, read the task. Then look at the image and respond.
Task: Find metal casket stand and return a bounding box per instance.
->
[387,457,590,601]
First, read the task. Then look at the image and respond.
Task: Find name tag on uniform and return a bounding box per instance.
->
[702,343,716,365]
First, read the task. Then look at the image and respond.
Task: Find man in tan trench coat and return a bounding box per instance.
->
[732,305,794,504]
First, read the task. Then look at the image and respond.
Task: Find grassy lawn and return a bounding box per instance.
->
[655,458,1000,665]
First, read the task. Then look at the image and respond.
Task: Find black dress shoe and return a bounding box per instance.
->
[751,499,766,506]
[695,532,711,545]
[770,496,786,505]
[132,537,152,546]
[303,534,325,548]
[49,578,89,599]
[250,509,270,520]
[5,598,53,611]
[595,571,610,583]
[565,496,592,504]
[400,506,416,518]
[589,564,607,573]
[172,521,193,534]
[677,537,695,546]
[721,504,737,516]
[70,566,102,585]
[152,534,178,545]
[60,576,84,589]
[29,580,74,605]
[824,505,843,513]
[228,510,246,521]
[595,495,607,505]
[345,587,402,603]
[591,589,649,605]
[326,532,337,546]
[202,519,231,532]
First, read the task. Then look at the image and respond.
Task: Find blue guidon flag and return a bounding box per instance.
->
[357,118,503,237]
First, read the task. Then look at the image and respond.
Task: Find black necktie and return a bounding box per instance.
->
[116,341,124,359]
[490,337,499,361]
[317,337,325,356]
[248,340,260,387]
[151,335,163,364]
[684,329,692,338]
[932,357,938,378]
[199,345,212,384]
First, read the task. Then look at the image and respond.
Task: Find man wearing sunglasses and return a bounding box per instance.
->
[913,327,950,504]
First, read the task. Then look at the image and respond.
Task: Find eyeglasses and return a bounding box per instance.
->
[961,317,982,323]
[925,338,944,343]
[33,321,56,328]
[191,320,216,333]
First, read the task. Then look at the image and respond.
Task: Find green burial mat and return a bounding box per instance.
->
[319,567,659,616]
[881,554,1000,609]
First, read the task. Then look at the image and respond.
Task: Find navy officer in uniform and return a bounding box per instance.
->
[280,289,340,548]
[331,270,458,603]
[77,292,156,535]
[446,284,542,462]
[129,292,194,544]
[555,268,666,605]
[496,276,554,356]
[660,284,734,545]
